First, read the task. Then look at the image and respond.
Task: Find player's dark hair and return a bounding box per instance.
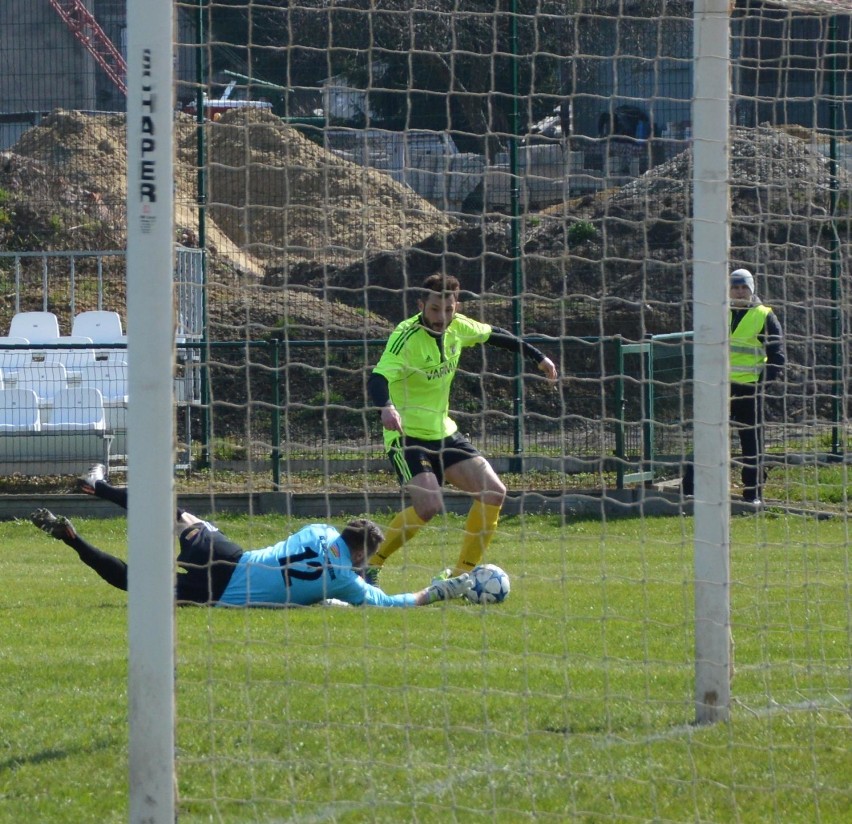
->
[341,518,384,558]
[422,273,460,297]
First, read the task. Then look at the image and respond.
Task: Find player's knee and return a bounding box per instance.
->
[413,495,443,522]
[484,477,507,504]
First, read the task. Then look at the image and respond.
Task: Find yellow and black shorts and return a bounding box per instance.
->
[387,432,480,487]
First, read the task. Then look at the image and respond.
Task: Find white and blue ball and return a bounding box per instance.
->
[465,563,510,605]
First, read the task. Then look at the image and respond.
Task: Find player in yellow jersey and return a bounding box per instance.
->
[365,273,558,583]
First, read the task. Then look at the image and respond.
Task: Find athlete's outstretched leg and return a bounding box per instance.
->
[31,508,128,591]
[78,464,187,520]
[78,464,127,509]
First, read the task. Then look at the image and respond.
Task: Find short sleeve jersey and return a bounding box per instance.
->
[373,312,492,445]
[217,524,416,607]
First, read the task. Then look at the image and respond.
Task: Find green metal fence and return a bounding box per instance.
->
[616,332,694,487]
[187,336,631,489]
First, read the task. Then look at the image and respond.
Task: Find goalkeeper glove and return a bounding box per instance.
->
[425,573,472,604]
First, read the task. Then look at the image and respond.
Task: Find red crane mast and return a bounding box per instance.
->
[48,0,128,97]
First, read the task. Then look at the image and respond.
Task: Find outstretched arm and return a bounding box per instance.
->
[486,327,558,382]
[350,572,473,607]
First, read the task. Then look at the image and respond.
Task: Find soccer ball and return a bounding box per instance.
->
[465,563,510,605]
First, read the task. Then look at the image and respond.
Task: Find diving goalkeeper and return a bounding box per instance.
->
[30,465,471,608]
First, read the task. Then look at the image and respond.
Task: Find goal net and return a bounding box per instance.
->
[2,0,851,820]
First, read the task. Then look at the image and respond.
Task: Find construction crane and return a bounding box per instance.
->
[48,0,127,97]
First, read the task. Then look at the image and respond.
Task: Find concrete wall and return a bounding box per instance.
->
[0,488,691,524]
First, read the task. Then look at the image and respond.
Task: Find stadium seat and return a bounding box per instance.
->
[0,336,34,370]
[0,388,41,431]
[79,362,127,438]
[72,311,127,363]
[79,362,128,404]
[41,387,106,431]
[8,311,61,343]
[71,309,124,343]
[72,310,124,341]
[11,361,68,405]
[40,336,97,373]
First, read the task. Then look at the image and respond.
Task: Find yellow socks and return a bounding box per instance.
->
[454,500,501,574]
[368,501,501,575]
[370,506,426,568]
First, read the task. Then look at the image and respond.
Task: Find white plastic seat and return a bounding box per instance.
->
[41,387,106,431]
[8,312,61,343]
[80,362,128,404]
[41,335,97,372]
[0,388,41,431]
[72,311,127,363]
[72,311,123,342]
[0,336,34,370]
[12,361,68,404]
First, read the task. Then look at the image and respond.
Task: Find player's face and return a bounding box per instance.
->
[350,547,366,571]
[729,284,752,306]
[419,293,458,334]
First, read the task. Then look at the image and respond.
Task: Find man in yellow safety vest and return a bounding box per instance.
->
[682,268,785,506]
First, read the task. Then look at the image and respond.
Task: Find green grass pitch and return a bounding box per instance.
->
[0,510,849,822]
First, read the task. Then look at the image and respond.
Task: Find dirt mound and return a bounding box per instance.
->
[0,149,122,253]
[521,124,852,335]
[187,108,455,265]
[12,110,128,199]
[8,108,454,276]
[204,269,391,339]
[7,109,264,274]
[3,108,453,334]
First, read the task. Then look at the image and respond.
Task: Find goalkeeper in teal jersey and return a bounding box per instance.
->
[366,273,558,582]
[29,467,472,608]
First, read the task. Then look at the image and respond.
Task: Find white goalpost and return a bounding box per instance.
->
[692,0,733,724]
[126,0,176,820]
